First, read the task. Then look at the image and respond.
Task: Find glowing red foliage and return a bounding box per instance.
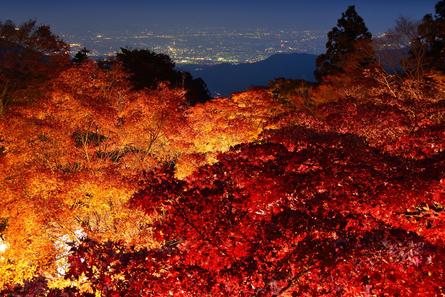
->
[57,122,445,296]
[2,85,444,296]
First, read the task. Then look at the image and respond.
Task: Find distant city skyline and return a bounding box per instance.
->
[61,28,326,64]
[1,1,440,64]
[0,1,439,34]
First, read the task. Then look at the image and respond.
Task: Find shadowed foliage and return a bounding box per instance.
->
[116,48,210,105]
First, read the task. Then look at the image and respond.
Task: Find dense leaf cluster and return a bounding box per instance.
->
[13,116,442,296]
[1,2,445,295]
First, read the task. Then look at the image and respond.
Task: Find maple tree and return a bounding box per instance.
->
[17,118,441,296]
[1,7,445,295]
[0,60,189,288]
[2,55,445,294]
[0,19,69,114]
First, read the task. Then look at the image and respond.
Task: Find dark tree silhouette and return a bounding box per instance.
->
[116,48,210,105]
[0,19,69,113]
[72,47,90,65]
[314,6,374,82]
[178,72,211,105]
[116,48,177,89]
[412,0,445,73]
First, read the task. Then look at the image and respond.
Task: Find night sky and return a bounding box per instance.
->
[0,0,439,34]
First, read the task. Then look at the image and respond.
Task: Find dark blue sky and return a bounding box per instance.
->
[0,0,439,34]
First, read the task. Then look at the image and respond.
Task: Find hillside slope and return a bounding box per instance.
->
[179,53,317,96]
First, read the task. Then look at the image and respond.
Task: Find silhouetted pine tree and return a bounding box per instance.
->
[314,5,374,82]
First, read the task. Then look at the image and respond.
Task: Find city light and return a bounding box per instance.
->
[66,28,326,64]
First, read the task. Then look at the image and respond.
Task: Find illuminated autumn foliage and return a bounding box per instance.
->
[0,58,287,290]
[1,4,445,295]
[2,65,444,294]
[0,19,69,114]
[0,61,186,288]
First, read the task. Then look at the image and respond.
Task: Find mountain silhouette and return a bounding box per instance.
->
[179,53,317,97]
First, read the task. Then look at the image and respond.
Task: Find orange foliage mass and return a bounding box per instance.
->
[175,89,288,178]
[0,62,288,288]
[0,62,186,287]
[2,56,443,293]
